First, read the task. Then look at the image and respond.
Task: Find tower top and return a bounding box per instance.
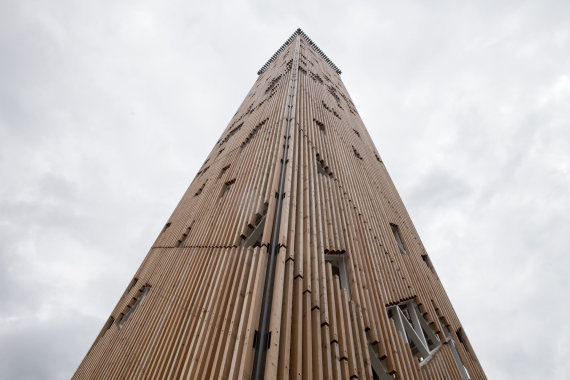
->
[257,28,342,75]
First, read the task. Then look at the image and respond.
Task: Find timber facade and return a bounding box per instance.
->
[73,29,486,380]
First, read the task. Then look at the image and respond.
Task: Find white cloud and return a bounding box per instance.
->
[1,1,569,379]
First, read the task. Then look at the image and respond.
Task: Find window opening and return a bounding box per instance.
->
[440,319,471,379]
[324,250,350,298]
[375,153,383,163]
[313,118,325,133]
[316,154,332,177]
[221,123,243,144]
[456,328,471,355]
[327,85,341,104]
[265,74,282,94]
[309,71,324,84]
[161,222,171,233]
[352,145,363,160]
[421,254,434,271]
[194,181,207,196]
[177,226,192,248]
[241,205,268,247]
[220,178,236,198]
[390,224,406,254]
[118,285,151,328]
[197,165,209,177]
[317,159,328,176]
[245,102,254,115]
[218,164,231,179]
[241,119,268,150]
[387,299,441,364]
[353,129,361,138]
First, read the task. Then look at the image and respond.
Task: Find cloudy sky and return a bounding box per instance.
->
[1,1,569,379]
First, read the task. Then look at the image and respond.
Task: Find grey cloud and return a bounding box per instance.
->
[407,169,472,211]
[0,314,100,380]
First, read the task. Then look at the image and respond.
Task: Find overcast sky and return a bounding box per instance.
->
[1,1,569,379]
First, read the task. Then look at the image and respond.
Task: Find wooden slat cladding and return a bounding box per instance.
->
[74,30,486,380]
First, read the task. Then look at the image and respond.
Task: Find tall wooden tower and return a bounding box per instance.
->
[73,29,486,380]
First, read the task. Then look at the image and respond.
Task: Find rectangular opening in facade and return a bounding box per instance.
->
[456,328,471,354]
[241,119,268,150]
[220,178,236,199]
[194,181,207,196]
[440,318,471,380]
[316,154,332,177]
[241,206,267,247]
[421,254,434,272]
[352,145,363,160]
[387,299,441,364]
[118,285,151,328]
[197,165,209,177]
[375,153,383,163]
[390,223,407,254]
[327,85,341,106]
[265,74,282,94]
[221,123,243,144]
[310,71,324,84]
[177,226,192,248]
[218,164,230,179]
[313,118,325,133]
[324,250,350,298]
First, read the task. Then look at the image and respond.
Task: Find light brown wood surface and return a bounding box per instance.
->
[73,30,486,380]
